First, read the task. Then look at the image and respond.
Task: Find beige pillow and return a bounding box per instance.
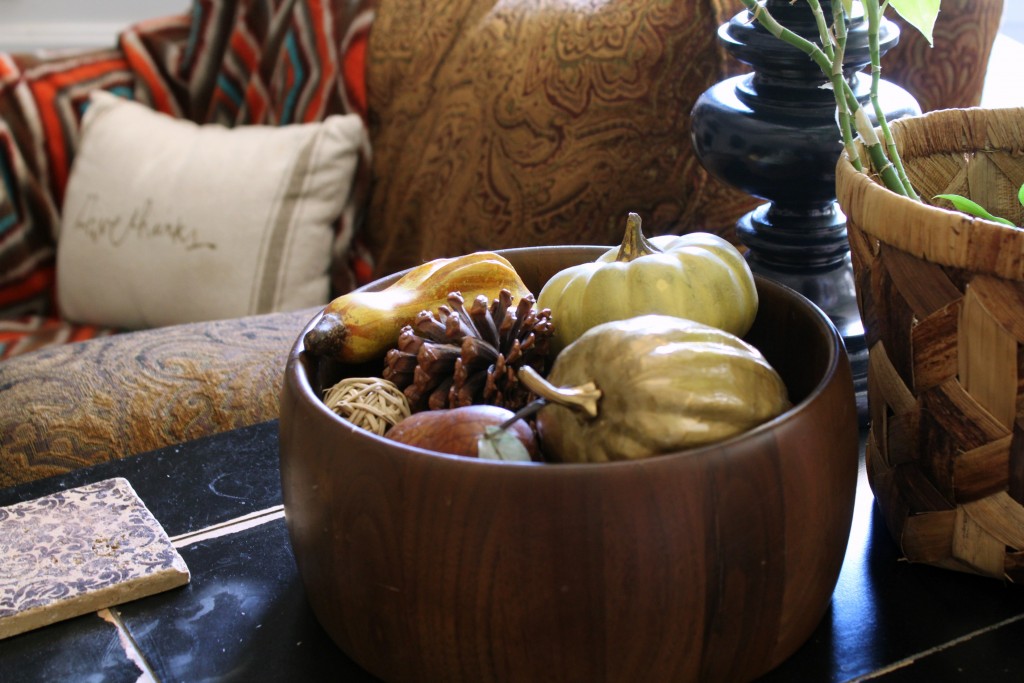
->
[57,90,365,329]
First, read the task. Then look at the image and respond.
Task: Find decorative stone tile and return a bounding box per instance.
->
[0,477,189,640]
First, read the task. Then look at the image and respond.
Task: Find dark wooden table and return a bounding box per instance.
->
[2,421,1023,682]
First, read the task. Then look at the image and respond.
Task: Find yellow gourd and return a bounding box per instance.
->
[519,315,790,463]
[537,213,757,353]
[304,252,532,363]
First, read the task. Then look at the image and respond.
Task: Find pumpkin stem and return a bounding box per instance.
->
[615,212,662,263]
[517,366,601,418]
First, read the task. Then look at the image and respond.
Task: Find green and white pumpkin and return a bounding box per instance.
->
[537,213,758,353]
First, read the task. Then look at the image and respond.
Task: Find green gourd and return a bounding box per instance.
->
[518,315,790,463]
[537,213,757,353]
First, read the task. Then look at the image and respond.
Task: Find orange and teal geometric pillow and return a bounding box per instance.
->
[0,315,117,361]
[1,49,135,329]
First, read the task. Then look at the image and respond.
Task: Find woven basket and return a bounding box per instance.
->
[836,107,1024,581]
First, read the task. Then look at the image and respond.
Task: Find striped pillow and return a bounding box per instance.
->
[0,316,116,360]
[56,91,366,329]
[1,49,135,324]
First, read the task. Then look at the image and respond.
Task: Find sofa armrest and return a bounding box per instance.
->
[982,34,1024,109]
[0,308,317,488]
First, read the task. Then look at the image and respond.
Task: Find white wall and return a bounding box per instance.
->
[1000,2,1024,43]
[0,0,187,52]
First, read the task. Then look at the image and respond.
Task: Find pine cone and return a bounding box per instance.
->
[382,289,553,412]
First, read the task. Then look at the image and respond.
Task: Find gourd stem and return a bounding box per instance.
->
[615,212,662,263]
[518,366,601,418]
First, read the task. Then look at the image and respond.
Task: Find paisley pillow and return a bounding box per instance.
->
[363,0,754,277]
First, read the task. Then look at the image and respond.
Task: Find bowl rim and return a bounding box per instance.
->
[284,265,849,470]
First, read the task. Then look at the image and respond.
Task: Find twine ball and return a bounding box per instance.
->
[323,377,411,435]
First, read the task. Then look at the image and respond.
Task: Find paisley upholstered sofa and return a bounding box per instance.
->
[0,0,1007,486]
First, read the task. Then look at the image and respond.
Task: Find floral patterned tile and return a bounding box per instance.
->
[0,477,189,640]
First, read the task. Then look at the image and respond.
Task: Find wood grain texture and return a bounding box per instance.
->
[280,246,859,682]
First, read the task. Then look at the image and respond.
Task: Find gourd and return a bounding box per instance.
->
[304,252,533,363]
[537,213,757,353]
[518,315,790,463]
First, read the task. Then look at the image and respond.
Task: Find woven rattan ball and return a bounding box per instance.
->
[323,377,411,435]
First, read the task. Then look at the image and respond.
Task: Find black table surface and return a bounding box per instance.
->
[2,421,1023,682]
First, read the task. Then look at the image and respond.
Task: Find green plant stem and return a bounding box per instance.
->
[738,0,915,197]
[807,0,836,62]
[852,106,907,194]
[863,0,918,199]
[738,0,833,75]
[829,4,863,171]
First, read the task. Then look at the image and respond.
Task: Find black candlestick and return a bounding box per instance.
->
[691,1,919,419]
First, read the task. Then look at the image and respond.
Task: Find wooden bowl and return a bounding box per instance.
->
[279,246,859,683]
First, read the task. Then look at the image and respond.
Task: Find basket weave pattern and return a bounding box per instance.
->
[838,107,1024,580]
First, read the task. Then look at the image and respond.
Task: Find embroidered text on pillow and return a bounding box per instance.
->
[69,195,218,252]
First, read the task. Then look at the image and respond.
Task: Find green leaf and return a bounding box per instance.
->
[477,426,533,462]
[1018,183,1024,209]
[888,0,940,46]
[842,0,854,16]
[934,193,1017,227]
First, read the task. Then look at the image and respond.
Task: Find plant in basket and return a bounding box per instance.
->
[736,1,934,196]
[744,0,1024,581]
[739,0,1022,224]
[836,105,1024,581]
